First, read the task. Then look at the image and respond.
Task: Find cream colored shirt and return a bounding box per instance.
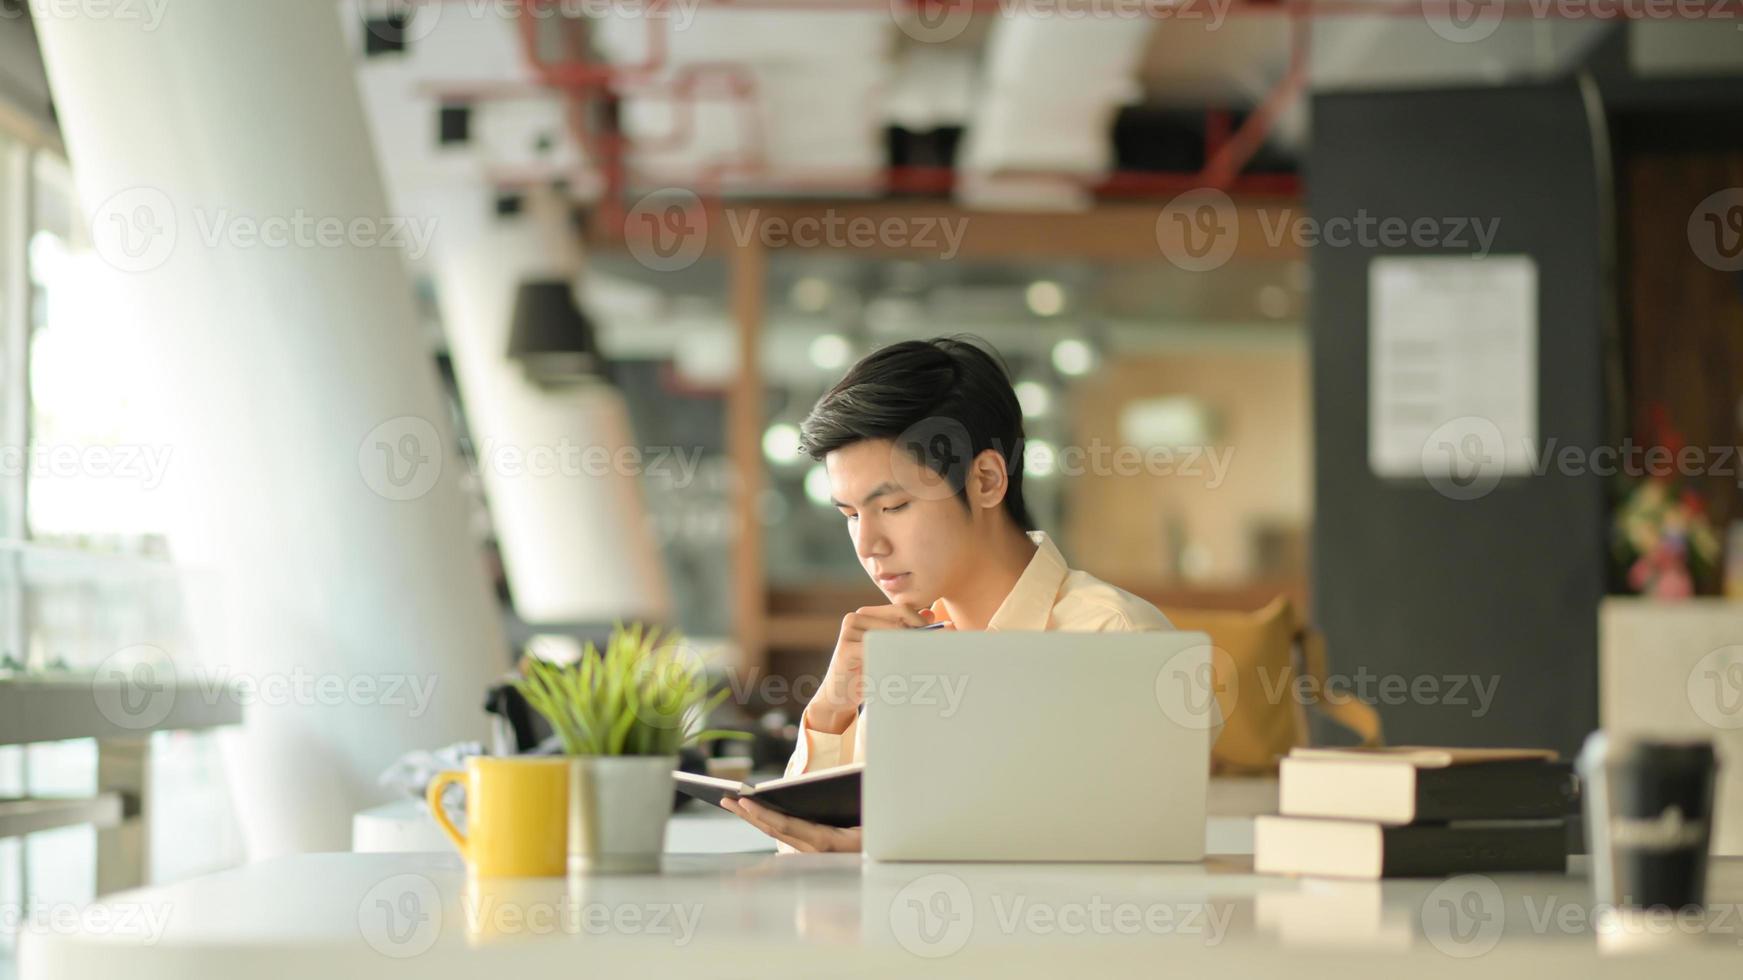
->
[785,530,1180,778]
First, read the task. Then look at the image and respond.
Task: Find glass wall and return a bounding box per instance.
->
[0,132,242,978]
[25,154,175,550]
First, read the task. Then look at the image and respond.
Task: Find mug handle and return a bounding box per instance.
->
[425,770,468,858]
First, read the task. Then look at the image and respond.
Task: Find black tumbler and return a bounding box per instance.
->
[1577,732,1719,910]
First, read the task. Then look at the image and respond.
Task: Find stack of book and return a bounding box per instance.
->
[1255,746,1578,879]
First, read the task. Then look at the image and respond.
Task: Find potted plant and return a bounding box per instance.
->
[515,623,746,873]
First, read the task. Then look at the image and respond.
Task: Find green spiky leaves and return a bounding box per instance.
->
[513,623,751,757]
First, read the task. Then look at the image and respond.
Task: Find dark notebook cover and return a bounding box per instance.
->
[674,764,861,828]
[1257,815,1568,879]
[1379,820,1568,876]
[1281,756,1579,824]
[1409,761,1579,822]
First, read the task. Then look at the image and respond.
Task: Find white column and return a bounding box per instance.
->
[418,186,671,625]
[33,1,506,857]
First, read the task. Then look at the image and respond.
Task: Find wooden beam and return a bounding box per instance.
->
[727,235,767,676]
[584,197,1302,263]
[719,198,1301,262]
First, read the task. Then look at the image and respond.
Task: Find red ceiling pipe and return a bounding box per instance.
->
[623,63,766,163]
[495,0,1311,236]
[553,10,627,223]
[706,0,1737,15]
[514,0,777,230]
[1204,108,1233,164]
[517,0,669,86]
[514,0,641,229]
[1201,0,1308,188]
[616,165,1298,198]
[440,72,766,162]
[560,93,632,230]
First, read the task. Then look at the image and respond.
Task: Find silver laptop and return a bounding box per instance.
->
[862,630,1214,862]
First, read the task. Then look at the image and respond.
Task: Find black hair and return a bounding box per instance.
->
[798,336,1034,531]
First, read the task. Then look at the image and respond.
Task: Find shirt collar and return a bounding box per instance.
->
[926,531,1068,632]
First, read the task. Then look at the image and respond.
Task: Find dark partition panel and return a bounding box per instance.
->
[1307,83,1609,756]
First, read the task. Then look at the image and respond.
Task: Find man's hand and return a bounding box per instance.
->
[721,798,862,853]
[803,602,933,734]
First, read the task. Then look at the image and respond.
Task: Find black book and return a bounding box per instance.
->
[1279,747,1578,824]
[1255,816,1568,879]
[674,763,861,828]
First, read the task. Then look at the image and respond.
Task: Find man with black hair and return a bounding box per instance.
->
[722,336,1181,853]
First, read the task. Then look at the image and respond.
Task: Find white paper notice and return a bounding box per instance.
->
[1368,255,1538,498]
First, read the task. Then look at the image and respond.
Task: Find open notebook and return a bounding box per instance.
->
[674,763,862,828]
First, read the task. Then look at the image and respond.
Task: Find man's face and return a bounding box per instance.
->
[825,438,977,609]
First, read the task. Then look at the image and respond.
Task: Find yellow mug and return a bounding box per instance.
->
[427,756,569,877]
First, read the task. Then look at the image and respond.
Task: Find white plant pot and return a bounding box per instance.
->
[567,755,676,874]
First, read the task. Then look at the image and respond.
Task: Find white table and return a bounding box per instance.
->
[352,775,1280,857]
[354,797,783,855]
[20,845,1743,977]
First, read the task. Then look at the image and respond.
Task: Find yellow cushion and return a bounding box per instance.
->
[1163,596,1382,774]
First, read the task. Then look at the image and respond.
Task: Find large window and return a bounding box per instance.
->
[25,155,174,548]
[0,130,241,977]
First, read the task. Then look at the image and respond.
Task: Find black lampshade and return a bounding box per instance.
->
[506,279,604,384]
[438,103,472,146]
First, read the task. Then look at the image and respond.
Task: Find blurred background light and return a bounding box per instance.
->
[807,332,852,371]
[803,464,835,508]
[1025,280,1065,317]
[1015,379,1052,418]
[762,422,802,465]
[1050,338,1096,377]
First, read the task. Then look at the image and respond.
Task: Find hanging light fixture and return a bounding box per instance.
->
[505,279,605,385]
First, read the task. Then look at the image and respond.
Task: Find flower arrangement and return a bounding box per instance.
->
[1612,409,1723,598]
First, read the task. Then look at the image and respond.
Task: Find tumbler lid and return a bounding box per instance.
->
[1577,730,1716,775]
